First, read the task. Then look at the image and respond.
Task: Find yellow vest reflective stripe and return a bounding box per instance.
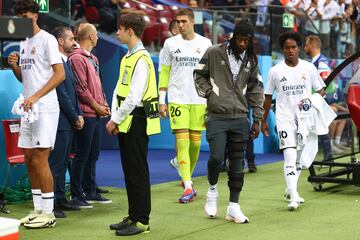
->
[115,50,161,135]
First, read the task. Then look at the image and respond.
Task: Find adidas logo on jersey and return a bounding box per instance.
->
[280,77,287,82]
[174,49,181,54]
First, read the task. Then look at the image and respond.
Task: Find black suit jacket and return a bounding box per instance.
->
[56,59,82,131]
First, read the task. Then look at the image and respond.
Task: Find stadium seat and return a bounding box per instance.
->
[122,1,137,9]
[159,9,175,20]
[80,0,101,24]
[138,3,158,19]
[1,119,25,193]
[347,84,360,130]
[143,21,158,45]
[140,0,153,5]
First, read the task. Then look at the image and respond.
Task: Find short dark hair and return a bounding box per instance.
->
[176,8,194,20]
[14,0,39,15]
[52,26,72,40]
[119,13,146,38]
[279,32,302,49]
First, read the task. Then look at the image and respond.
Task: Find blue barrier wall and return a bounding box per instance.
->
[0,70,27,186]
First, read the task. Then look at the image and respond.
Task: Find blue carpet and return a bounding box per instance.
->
[96,150,283,188]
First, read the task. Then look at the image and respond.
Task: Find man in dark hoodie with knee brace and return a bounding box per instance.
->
[194,19,264,223]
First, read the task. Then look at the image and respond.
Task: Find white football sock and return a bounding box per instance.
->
[184,180,193,190]
[31,189,42,212]
[283,148,298,198]
[209,184,217,192]
[41,192,54,215]
[335,136,341,145]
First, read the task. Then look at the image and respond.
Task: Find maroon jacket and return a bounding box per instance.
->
[68,48,106,117]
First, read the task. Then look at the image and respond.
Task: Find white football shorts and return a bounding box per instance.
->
[277,120,297,150]
[18,112,59,149]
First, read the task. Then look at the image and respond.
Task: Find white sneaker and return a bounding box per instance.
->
[283,191,305,203]
[288,200,300,211]
[170,157,181,177]
[225,204,249,223]
[204,189,218,218]
[24,213,56,228]
[20,210,42,225]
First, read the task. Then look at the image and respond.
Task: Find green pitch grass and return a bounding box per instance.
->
[3,156,360,240]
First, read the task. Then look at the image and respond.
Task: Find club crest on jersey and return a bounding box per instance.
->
[31,47,36,55]
[301,74,306,81]
[196,48,201,54]
[220,60,225,65]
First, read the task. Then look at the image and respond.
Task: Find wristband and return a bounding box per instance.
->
[159,90,167,104]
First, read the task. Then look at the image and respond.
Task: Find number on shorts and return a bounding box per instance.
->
[170,106,181,117]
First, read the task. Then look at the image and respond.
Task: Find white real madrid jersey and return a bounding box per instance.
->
[161,34,212,104]
[19,30,62,113]
[265,59,325,123]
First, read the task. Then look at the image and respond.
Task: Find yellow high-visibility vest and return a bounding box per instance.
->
[115,49,160,135]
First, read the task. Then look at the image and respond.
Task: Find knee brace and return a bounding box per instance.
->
[227,141,246,173]
[227,171,245,192]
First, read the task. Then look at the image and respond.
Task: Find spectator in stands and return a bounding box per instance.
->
[319,0,338,55]
[158,8,212,203]
[283,0,306,17]
[194,19,264,221]
[304,0,324,36]
[189,0,199,8]
[49,26,84,219]
[197,0,205,7]
[332,0,354,58]
[68,23,112,208]
[106,12,160,236]
[87,0,119,34]
[8,0,65,228]
[236,0,257,18]
[304,35,336,159]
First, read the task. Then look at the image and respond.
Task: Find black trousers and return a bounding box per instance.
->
[206,117,249,185]
[117,115,150,225]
